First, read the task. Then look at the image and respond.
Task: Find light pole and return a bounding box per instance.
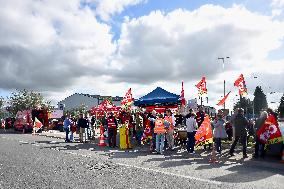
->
[218,57,230,111]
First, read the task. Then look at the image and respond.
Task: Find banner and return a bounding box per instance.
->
[180,81,186,106]
[34,117,43,128]
[195,76,207,96]
[257,115,283,145]
[195,116,213,146]
[141,120,152,144]
[234,74,247,97]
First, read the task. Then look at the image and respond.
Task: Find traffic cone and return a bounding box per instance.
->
[98,125,106,147]
[209,144,218,163]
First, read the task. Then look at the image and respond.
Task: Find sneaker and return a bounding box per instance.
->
[243,154,248,159]
[189,151,195,154]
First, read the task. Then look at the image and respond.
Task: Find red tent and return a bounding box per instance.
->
[89,99,121,118]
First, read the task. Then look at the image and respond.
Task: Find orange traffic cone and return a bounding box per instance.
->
[98,125,106,147]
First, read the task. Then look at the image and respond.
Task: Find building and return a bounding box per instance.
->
[57,93,123,111]
[204,106,217,117]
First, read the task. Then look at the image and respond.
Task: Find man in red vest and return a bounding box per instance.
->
[106,112,118,148]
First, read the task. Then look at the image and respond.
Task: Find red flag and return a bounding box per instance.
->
[195,77,207,96]
[180,81,186,106]
[121,88,133,106]
[217,91,231,106]
[257,115,283,144]
[234,74,247,97]
[34,117,43,128]
[195,116,213,146]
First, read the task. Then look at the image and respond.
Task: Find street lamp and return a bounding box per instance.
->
[218,57,230,111]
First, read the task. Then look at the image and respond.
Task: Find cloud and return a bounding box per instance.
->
[271,0,284,8]
[110,5,284,87]
[85,0,146,21]
[0,0,115,91]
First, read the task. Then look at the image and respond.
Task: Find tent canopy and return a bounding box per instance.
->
[89,99,121,118]
[134,87,180,106]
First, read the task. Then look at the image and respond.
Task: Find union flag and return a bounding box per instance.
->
[180,81,186,106]
[195,77,207,96]
[195,116,213,146]
[34,117,43,128]
[141,120,152,145]
[217,91,231,106]
[234,74,247,97]
[257,115,283,145]
[121,88,133,107]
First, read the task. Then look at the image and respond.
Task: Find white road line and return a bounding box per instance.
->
[116,162,222,185]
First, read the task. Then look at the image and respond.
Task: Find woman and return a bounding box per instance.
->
[212,114,227,154]
[165,109,175,151]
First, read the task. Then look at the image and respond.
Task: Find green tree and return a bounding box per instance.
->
[233,96,253,118]
[253,86,268,117]
[0,97,5,119]
[7,89,51,117]
[64,104,88,118]
[278,94,284,118]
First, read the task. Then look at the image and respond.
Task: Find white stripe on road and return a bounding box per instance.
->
[116,162,222,185]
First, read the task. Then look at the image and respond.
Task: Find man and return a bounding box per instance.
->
[229,108,249,158]
[77,114,88,143]
[148,110,157,151]
[106,112,118,148]
[165,109,175,150]
[63,115,71,143]
[186,112,198,154]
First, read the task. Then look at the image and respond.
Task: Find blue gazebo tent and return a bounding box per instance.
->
[134,87,180,107]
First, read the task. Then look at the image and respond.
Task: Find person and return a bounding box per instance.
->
[175,108,185,127]
[154,114,166,154]
[70,118,77,142]
[148,110,157,151]
[253,111,268,158]
[135,112,144,145]
[165,109,175,150]
[105,112,118,148]
[229,108,249,158]
[224,120,233,141]
[77,114,88,143]
[63,115,71,143]
[186,112,198,154]
[212,114,227,154]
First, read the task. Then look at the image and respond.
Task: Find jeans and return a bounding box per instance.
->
[229,135,247,155]
[187,131,196,153]
[156,133,165,153]
[108,128,117,147]
[215,138,222,153]
[70,132,74,141]
[64,128,70,142]
[166,130,174,149]
[79,128,85,142]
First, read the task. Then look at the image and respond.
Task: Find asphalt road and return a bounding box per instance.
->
[0,130,283,189]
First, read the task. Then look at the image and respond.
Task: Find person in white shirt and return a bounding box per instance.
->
[186,112,198,154]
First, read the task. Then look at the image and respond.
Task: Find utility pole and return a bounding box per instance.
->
[218,57,230,112]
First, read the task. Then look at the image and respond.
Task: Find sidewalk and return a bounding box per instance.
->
[36,129,100,140]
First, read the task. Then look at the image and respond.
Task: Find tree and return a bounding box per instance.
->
[278,94,284,118]
[253,86,268,117]
[64,104,88,118]
[7,89,51,117]
[233,96,253,118]
[0,96,5,119]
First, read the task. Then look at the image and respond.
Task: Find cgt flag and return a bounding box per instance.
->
[195,116,213,146]
[180,81,186,106]
[34,117,43,128]
[234,74,247,97]
[121,88,133,109]
[257,114,283,145]
[195,76,207,96]
[217,91,231,106]
[141,120,152,145]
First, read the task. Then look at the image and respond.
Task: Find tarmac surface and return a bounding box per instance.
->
[0,129,283,189]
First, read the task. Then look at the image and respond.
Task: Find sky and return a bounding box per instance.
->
[0,0,283,110]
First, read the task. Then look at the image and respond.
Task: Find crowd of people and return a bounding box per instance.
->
[62,106,282,159]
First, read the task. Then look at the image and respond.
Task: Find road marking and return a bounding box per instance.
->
[116,162,222,185]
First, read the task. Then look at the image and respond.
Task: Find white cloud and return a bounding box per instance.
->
[87,0,146,21]
[271,0,284,7]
